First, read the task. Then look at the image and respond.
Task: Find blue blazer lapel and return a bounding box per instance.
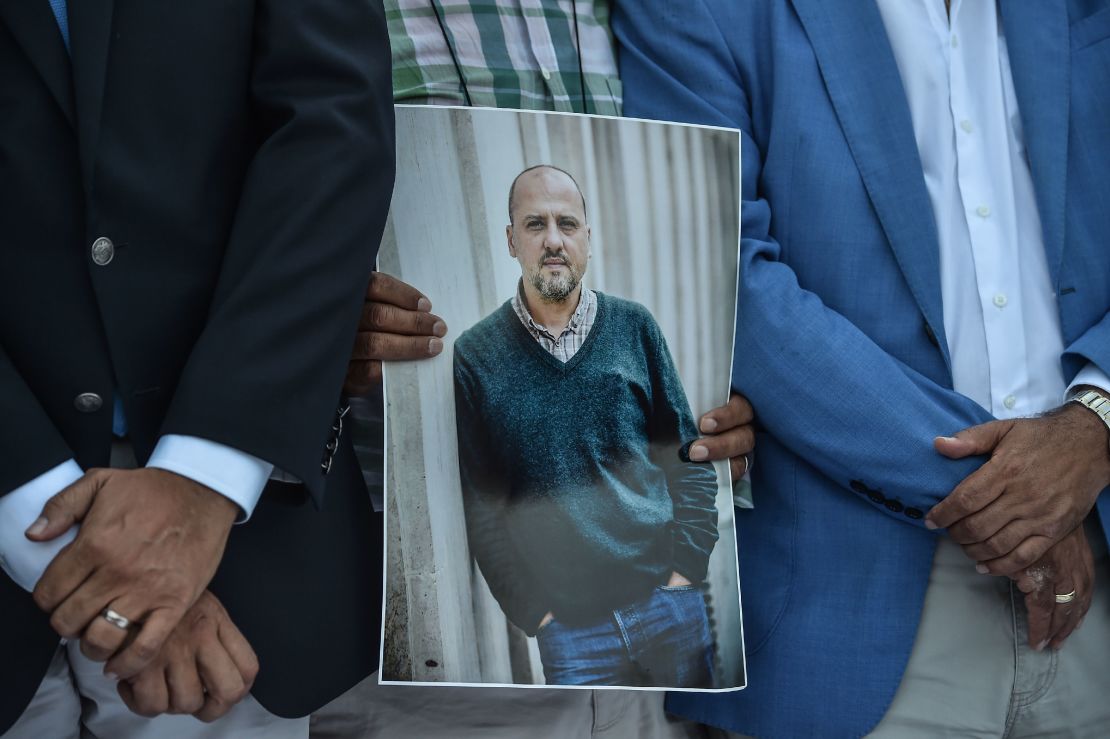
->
[999,0,1069,288]
[791,0,950,369]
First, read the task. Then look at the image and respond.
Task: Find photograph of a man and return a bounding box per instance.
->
[377,107,742,692]
[452,165,721,689]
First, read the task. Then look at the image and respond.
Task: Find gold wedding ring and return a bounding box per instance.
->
[1054,590,1077,604]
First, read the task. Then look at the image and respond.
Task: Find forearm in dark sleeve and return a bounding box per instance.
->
[646,325,721,582]
[159,0,396,503]
[0,346,73,495]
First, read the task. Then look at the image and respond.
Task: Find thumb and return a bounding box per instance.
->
[25,470,107,541]
[934,420,1011,459]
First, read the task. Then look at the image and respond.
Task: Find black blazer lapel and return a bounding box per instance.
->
[0,0,76,128]
[69,0,114,195]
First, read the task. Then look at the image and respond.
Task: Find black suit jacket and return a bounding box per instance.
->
[0,0,393,729]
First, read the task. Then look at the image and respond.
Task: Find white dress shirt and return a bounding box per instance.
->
[874,0,1109,419]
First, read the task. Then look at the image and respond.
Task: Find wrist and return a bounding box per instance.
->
[1062,393,1110,481]
[203,488,240,529]
[1066,390,1110,445]
[154,468,239,528]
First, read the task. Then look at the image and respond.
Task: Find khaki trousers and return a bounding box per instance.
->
[869,518,1110,738]
[716,518,1110,738]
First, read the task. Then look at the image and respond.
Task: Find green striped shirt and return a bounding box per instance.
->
[386,0,622,115]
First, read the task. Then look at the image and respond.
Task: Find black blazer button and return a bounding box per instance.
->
[884,499,904,513]
[74,392,104,413]
[868,490,885,504]
[905,508,924,520]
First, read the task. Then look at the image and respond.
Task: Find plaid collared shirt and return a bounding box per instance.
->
[386,0,622,115]
[511,283,597,362]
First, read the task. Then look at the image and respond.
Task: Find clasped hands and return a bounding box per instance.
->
[926,401,1110,651]
[26,468,257,721]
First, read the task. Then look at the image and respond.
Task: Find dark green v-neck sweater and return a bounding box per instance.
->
[453,292,720,635]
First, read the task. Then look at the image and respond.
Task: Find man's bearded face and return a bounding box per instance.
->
[528,247,584,302]
[507,168,590,304]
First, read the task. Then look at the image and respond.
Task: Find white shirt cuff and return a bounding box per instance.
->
[0,460,82,591]
[1067,363,1110,399]
[147,435,273,523]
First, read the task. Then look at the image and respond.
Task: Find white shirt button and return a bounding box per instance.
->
[993,293,1008,308]
[960,120,974,133]
[951,35,959,48]
[1003,395,1017,410]
[540,66,552,81]
[976,205,991,218]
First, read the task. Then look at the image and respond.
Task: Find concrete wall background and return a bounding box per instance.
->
[380,107,743,687]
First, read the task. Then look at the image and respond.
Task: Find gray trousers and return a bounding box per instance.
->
[310,674,712,739]
[7,652,712,739]
[2,640,307,739]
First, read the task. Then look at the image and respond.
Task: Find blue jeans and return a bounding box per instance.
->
[536,585,714,688]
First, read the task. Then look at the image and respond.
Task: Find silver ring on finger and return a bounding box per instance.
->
[740,453,752,477]
[1054,589,1077,604]
[101,608,132,630]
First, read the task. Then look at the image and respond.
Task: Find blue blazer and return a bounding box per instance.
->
[615,1,1110,736]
